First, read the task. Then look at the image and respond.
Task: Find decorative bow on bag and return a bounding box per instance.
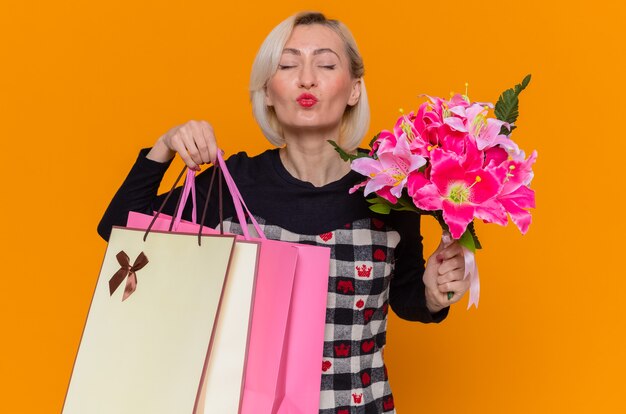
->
[108,251,149,301]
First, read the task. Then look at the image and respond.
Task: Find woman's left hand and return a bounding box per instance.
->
[423,238,470,313]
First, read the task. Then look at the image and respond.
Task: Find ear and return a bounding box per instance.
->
[347,78,362,107]
[264,85,274,107]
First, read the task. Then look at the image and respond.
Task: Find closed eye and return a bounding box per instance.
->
[320,65,336,70]
[278,64,296,70]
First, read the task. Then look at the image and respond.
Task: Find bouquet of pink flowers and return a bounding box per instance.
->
[330,75,536,308]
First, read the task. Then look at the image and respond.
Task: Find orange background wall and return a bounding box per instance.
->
[1,0,624,412]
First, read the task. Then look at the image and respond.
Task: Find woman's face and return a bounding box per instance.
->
[265,24,361,137]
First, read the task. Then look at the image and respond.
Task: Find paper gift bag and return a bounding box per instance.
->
[62,227,237,414]
[194,239,261,413]
[238,239,298,414]
[271,243,330,414]
[126,170,279,414]
[216,152,331,414]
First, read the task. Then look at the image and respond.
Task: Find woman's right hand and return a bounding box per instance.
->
[147,120,219,170]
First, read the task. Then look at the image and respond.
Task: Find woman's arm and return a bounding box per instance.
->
[97,148,176,241]
[388,211,469,322]
[387,211,449,323]
[97,120,219,241]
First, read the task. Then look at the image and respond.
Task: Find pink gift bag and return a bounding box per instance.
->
[215,152,330,414]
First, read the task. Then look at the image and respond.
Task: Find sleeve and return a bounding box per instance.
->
[387,210,449,323]
[97,148,180,241]
[97,148,241,242]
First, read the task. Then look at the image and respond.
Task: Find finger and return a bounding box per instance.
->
[200,121,218,164]
[179,126,204,167]
[437,241,463,261]
[437,279,470,296]
[437,268,464,285]
[169,139,198,170]
[437,255,464,275]
[188,121,211,164]
[430,238,447,263]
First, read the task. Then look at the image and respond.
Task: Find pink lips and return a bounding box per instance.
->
[296,93,318,108]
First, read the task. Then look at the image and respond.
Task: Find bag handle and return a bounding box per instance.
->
[171,169,197,229]
[216,151,267,240]
[197,164,223,245]
[144,150,266,242]
[144,165,188,241]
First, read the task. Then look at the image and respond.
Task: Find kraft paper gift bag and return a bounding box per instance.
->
[62,227,237,414]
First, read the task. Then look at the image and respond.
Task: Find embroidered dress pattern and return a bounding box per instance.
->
[226,216,400,414]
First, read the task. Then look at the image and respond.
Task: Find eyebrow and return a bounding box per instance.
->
[282,48,341,60]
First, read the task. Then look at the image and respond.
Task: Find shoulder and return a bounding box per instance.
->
[224,148,275,167]
[223,149,277,180]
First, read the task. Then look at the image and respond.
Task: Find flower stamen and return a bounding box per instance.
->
[401,116,416,142]
[462,82,470,103]
[468,175,482,190]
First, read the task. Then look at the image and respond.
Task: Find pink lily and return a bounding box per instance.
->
[495,151,537,233]
[351,133,427,202]
[409,149,507,239]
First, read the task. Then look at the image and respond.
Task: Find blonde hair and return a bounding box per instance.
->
[249,11,370,151]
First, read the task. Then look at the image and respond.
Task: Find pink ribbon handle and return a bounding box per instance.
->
[171,169,197,230]
[216,151,266,240]
[463,246,480,309]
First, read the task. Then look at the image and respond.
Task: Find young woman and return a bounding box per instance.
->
[98,11,469,413]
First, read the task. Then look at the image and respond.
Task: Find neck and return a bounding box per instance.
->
[280,129,353,187]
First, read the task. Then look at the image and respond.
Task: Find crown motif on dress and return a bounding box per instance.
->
[334,343,350,357]
[356,264,372,277]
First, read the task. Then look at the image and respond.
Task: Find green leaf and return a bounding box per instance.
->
[516,74,532,93]
[369,203,391,214]
[366,195,390,205]
[369,133,380,148]
[327,140,367,162]
[328,140,353,162]
[466,221,482,250]
[494,74,532,136]
[395,195,421,213]
[459,228,477,252]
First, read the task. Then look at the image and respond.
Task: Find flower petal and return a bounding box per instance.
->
[442,200,475,239]
[412,183,442,211]
[351,157,382,177]
[474,199,508,226]
[407,172,430,197]
[444,116,468,132]
[500,198,532,234]
[349,180,367,194]
[429,149,466,192]
[468,168,505,204]
[376,187,398,204]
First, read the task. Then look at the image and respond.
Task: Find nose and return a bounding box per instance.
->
[298,62,317,89]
